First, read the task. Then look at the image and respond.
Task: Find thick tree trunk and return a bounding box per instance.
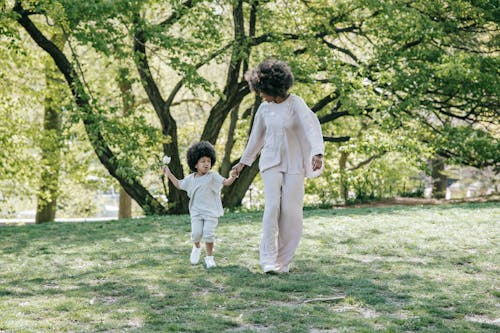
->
[222,96,262,208]
[36,33,66,224]
[222,159,260,207]
[220,106,239,177]
[431,157,447,199]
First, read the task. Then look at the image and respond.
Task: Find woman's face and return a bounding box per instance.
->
[259,92,275,103]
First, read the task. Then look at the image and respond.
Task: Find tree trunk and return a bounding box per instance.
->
[222,158,260,207]
[36,33,66,224]
[220,105,239,177]
[221,93,263,207]
[117,68,134,219]
[118,188,132,219]
[431,157,447,199]
[339,151,349,203]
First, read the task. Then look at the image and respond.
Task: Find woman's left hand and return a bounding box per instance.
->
[232,162,245,176]
[312,154,323,171]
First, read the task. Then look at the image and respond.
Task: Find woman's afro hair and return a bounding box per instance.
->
[244,58,294,98]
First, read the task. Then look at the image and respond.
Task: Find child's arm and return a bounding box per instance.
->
[163,165,181,190]
[223,169,238,186]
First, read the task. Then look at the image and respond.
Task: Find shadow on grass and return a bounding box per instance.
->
[301,201,499,219]
[1,202,498,332]
[2,253,497,332]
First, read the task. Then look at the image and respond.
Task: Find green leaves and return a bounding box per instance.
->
[435,125,500,169]
[1,0,497,214]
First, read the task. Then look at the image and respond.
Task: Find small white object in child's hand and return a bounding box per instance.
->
[162,155,171,165]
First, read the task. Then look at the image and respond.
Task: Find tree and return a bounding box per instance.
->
[3,0,498,215]
[35,32,67,223]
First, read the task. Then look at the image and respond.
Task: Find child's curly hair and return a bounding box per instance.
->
[186,141,217,172]
[244,58,294,98]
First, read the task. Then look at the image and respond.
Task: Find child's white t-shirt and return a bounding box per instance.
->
[179,171,225,218]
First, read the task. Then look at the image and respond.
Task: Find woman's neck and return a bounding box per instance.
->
[273,94,290,104]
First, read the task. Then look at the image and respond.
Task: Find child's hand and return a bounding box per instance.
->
[163,165,171,175]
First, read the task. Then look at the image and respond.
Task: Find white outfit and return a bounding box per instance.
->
[240,94,324,270]
[179,171,225,242]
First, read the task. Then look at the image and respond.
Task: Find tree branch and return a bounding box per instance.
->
[324,136,350,142]
[159,0,194,27]
[349,152,387,171]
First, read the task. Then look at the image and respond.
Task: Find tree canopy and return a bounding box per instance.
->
[1,0,498,215]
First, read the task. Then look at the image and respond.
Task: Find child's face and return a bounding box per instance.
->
[195,156,212,175]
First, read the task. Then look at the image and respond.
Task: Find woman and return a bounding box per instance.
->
[233,59,324,273]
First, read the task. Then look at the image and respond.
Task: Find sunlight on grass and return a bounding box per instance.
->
[0,203,498,332]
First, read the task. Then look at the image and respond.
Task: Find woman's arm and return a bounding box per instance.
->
[239,106,266,167]
[294,96,325,172]
[295,97,324,156]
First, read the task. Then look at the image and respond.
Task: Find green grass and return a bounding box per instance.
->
[1,202,499,332]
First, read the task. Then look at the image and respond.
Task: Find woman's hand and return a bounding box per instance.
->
[232,162,245,176]
[312,154,323,171]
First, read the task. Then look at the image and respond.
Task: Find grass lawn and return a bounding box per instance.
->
[0,202,499,332]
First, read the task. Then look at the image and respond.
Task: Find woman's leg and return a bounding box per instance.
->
[260,169,284,269]
[276,173,305,271]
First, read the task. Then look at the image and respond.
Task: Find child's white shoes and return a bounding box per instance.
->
[190,246,202,264]
[205,256,216,268]
[190,246,216,268]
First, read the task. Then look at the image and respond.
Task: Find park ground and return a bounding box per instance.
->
[0,202,499,332]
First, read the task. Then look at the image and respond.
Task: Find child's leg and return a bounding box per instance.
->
[203,217,218,268]
[191,216,203,244]
[206,242,214,256]
[203,217,219,255]
[190,217,204,264]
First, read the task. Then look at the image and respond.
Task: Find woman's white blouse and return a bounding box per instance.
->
[240,94,324,178]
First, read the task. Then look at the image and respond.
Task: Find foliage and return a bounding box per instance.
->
[0,0,498,215]
[0,203,499,332]
[433,125,500,170]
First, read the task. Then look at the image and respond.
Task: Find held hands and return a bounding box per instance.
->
[231,162,245,177]
[312,154,323,171]
[229,168,239,179]
[223,167,240,186]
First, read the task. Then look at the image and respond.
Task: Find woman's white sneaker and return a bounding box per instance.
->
[263,264,277,273]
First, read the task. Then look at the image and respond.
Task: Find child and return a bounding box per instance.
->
[163,141,238,268]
